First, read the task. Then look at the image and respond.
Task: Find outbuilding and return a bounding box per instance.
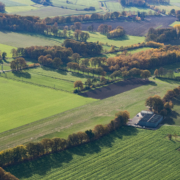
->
[138,111,163,128]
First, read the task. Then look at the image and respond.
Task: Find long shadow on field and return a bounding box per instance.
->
[163,96,180,125]
[5,126,138,179]
[79,79,155,100]
[12,71,31,79]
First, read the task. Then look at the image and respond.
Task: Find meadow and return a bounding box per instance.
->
[1,78,180,151]
[87,32,145,47]
[0,77,96,134]
[0,44,16,57]
[0,32,62,48]
[4,125,180,180]
[0,67,91,92]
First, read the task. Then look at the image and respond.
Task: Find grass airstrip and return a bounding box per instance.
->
[0,77,96,133]
[1,77,180,151]
[5,125,180,180]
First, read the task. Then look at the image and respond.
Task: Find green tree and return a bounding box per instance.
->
[2,52,7,60]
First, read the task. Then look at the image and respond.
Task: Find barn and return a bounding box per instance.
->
[137,111,163,128]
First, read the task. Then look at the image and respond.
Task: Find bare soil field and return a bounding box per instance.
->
[80,16,177,36]
[80,78,151,99]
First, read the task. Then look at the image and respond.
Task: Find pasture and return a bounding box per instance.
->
[14,6,99,18]
[1,67,91,92]
[0,32,62,48]
[1,78,180,151]
[0,44,16,57]
[0,77,96,134]
[4,125,180,180]
[88,32,145,47]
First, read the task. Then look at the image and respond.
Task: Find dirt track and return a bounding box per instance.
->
[80,16,176,36]
[79,78,151,99]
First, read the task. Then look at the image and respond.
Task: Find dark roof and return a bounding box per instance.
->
[139,114,162,124]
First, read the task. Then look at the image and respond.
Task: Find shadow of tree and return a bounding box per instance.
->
[5,126,138,179]
[12,71,31,79]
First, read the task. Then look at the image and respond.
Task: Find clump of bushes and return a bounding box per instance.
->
[107,26,126,39]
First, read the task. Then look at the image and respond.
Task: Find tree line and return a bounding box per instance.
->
[0,2,5,12]
[0,110,129,167]
[0,167,19,180]
[145,86,180,116]
[105,45,180,72]
[63,39,102,56]
[146,27,177,43]
[120,0,169,7]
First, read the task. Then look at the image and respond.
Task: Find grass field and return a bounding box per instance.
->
[170,21,180,27]
[0,67,92,92]
[1,78,180,151]
[4,125,180,180]
[88,32,145,47]
[0,77,96,134]
[0,44,16,57]
[0,32,62,48]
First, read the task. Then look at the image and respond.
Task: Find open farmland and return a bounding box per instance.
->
[0,67,91,92]
[81,16,176,36]
[0,44,16,57]
[4,125,180,180]
[14,6,98,18]
[0,31,62,48]
[0,77,96,134]
[1,78,180,151]
[88,32,145,46]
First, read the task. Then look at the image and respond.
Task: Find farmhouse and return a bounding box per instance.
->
[131,111,163,128]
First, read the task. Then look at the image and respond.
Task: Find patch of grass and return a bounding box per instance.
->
[0,44,16,57]
[6,6,38,13]
[0,77,96,134]
[88,32,145,47]
[0,32,62,48]
[1,78,180,151]
[170,21,180,27]
[4,125,180,180]
[1,67,92,91]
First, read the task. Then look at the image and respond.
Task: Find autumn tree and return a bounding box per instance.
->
[74,22,82,30]
[41,138,54,153]
[81,58,90,67]
[145,95,164,113]
[0,2,5,12]
[71,53,81,64]
[53,57,63,68]
[74,80,83,90]
[0,167,19,180]
[140,70,151,80]
[73,30,81,40]
[93,124,105,137]
[10,58,27,71]
[80,32,90,42]
[154,69,159,77]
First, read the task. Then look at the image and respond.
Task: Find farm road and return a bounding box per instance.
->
[80,16,176,36]
[79,78,151,100]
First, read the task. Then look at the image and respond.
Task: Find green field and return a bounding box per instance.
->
[88,32,145,47]
[0,32,62,48]
[0,77,96,134]
[0,44,16,57]
[1,78,180,151]
[0,67,92,92]
[170,21,180,27]
[4,125,180,180]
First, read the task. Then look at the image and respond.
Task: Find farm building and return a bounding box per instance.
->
[130,111,163,128]
[137,111,163,128]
